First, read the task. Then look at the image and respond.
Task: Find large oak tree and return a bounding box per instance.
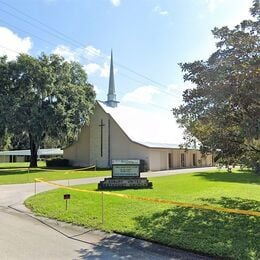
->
[0,53,96,167]
[173,1,260,170]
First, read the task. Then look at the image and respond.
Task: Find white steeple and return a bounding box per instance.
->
[105,50,119,108]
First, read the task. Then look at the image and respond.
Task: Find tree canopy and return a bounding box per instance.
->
[173,0,260,170]
[0,53,96,167]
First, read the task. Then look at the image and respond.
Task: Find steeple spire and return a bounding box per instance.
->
[106,50,119,108]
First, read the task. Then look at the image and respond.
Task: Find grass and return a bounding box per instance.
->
[0,161,46,168]
[25,169,260,259]
[0,162,110,184]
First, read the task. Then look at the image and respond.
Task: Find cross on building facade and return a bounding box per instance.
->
[99,119,105,157]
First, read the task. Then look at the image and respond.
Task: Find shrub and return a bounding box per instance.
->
[46,158,69,167]
[140,159,149,172]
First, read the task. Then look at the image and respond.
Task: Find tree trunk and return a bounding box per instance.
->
[254,162,260,175]
[29,134,38,168]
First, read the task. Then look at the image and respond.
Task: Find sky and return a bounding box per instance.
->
[0,0,253,143]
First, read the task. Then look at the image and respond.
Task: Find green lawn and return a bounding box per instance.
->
[0,162,110,184]
[25,169,260,259]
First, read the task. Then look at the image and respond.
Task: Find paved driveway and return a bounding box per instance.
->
[0,167,214,260]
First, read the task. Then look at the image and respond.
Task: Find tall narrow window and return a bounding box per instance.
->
[193,154,196,166]
[168,153,173,169]
[181,153,185,167]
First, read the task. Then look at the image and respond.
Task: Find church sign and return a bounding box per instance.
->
[98,159,152,190]
[112,160,140,178]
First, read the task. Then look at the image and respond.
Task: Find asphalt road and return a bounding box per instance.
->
[0,167,214,260]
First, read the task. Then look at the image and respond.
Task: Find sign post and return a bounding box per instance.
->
[101,192,104,224]
[34,180,37,195]
[64,194,71,210]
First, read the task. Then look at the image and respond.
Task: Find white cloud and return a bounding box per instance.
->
[83,45,101,59]
[167,84,185,95]
[187,34,217,60]
[83,62,113,78]
[121,83,191,110]
[93,84,101,94]
[0,27,32,60]
[183,81,197,90]
[100,61,118,78]
[151,82,198,110]
[53,45,77,61]
[153,6,160,12]
[198,0,252,28]
[83,63,100,75]
[204,0,224,12]
[160,84,184,108]
[159,11,169,16]
[100,62,110,77]
[218,1,252,28]
[53,44,102,62]
[110,0,121,7]
[52,44,115,78]
[153,5,169,16]
[122,86,160,104]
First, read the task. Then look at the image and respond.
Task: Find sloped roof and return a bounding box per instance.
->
[0,148,63,156]
[98,101,185,149]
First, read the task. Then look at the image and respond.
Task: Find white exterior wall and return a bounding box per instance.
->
[148,148,213,171]
[64,103,213,170]
[64,104,150,168]
[0,155,26,163]
[89,105,110,168]
[63,124,91,166]
[173,150,180,168]
[16,156,25,162]
[64,105,108,167]
[149,150,166,171]
[0,155,9,163]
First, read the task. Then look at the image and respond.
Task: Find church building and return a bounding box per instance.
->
[64,52,213,171]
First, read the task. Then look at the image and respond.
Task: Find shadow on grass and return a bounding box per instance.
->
[0,169,44,175]
[0,167,67,176]
[131,197,260,259]
[0,167,108,176]
[0,166,31,170]
[200,197,260,211]
[194,171,260,185]
[37,166,103,171]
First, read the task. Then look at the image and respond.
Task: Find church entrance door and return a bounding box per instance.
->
[168,153,173,169]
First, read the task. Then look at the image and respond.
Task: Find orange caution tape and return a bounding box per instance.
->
[35,178,260,217]
[64,165,96,175]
